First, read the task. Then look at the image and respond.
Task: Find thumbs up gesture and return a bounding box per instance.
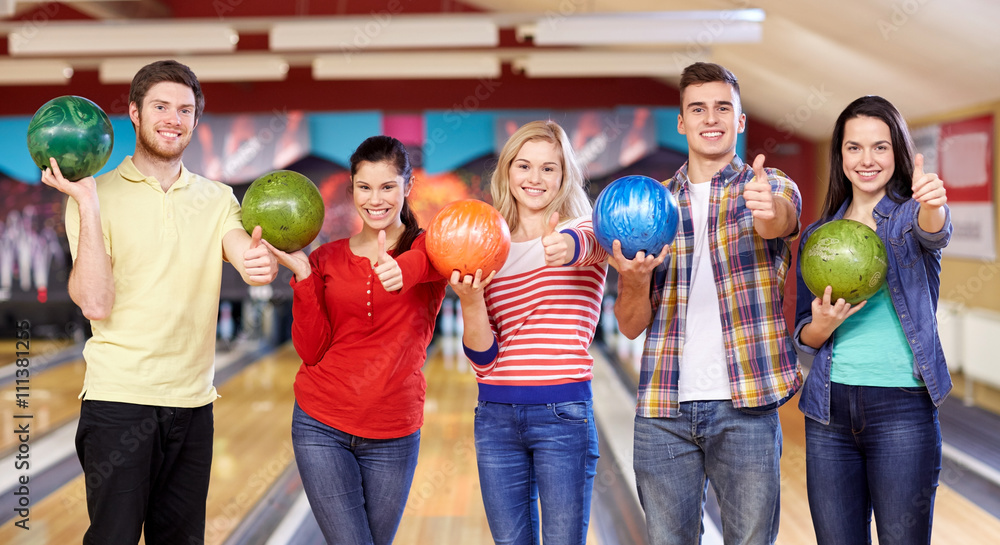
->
[373,229,403,292]
[743,154,775,220]
[911,153,948,233]
[243,225,278,284]
[911,153,947,209]
[541,212,572,267]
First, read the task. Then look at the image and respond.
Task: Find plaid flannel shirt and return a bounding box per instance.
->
[637,155,803,418]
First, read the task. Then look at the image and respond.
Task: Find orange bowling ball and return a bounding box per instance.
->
[425,199,511,278]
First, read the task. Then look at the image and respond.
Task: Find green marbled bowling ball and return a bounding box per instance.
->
[241,170,325,253]
[27,95,114,181]
[801,219,888,305]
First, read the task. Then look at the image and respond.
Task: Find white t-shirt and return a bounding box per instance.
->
[678,181,732,402]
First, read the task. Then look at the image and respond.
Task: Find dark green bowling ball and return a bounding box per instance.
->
[26,95,114,181]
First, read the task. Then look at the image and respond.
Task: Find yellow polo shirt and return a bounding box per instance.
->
[65,157,244,407]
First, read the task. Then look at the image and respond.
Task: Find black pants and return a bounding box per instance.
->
[75,400,214,545]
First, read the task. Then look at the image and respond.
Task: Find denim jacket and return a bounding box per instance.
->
[794,195,953,424]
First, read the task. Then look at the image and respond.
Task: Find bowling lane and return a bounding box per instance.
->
[393,345,495,544]
[0,356,85,454]
[0,339,76,367]
[0,342,300,545]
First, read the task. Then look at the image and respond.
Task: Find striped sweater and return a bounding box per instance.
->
[472,216,609,404]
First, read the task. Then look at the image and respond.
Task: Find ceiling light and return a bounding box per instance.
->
[0,59,73,85]
[99,55,290,84]
[313,52,499,80]
[513,51,701,78]
[271,16,498,51]
[8,23,239,56]
[518,10,764,46]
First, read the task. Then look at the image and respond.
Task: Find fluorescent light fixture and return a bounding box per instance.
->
[272,16,498,51]
[520,10,764,46]
[100,55,290,84]
[0,59,73,85]
[313,52,499,80]
[513,51,704,78]
[9,23,239,56]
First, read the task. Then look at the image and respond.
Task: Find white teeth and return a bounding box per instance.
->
[368,209,389,217]
[859,171,879,177]
[523,188,544,196]
[703,131,722,137]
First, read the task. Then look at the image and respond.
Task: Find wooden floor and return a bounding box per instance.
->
[1,339,999,544]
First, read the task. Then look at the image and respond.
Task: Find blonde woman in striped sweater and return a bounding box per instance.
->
[450,120,608,545]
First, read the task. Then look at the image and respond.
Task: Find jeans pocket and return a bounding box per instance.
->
[896,386,929,395]
[550,400,590,423]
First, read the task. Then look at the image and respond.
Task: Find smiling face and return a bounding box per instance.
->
[507,139,563,216]
[677,80,746,164]
[130,81,198,162]
[841,115,895,200]
[352,160,410,232]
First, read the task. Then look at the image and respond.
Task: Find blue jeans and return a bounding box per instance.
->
[474,400,600,545]
[633,401,782,545]
[291,402,420,545]
[805,383,941,545]
[75,400,214,545]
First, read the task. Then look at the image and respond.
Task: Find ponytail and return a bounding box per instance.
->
[395,198,422,253]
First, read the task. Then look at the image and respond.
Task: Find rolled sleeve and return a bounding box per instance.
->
[769,169,802,239]
[911,204,952,250]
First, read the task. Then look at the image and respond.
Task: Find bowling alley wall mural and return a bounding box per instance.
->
[0,105,690,336]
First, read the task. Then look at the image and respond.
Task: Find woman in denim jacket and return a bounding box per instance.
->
[793,95,952,545]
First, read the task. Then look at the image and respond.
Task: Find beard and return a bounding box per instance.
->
[136,122,191,162]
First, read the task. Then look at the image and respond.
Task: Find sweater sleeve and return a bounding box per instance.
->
[392,233,446,295]
[563,218,610,267]
[290,248,333,365]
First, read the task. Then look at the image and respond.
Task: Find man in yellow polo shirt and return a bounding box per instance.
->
[39,60,278,545]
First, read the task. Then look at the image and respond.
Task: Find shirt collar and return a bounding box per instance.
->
[834,193,901,221]
[674,155,745,188]
[118,156,192,191]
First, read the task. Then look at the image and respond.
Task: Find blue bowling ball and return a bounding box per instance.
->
[593,175,679,260]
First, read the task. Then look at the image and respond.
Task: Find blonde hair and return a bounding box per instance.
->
[490,120,591,233]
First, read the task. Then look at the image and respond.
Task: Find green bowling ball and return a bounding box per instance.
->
[241,170,325,253]
[801,219,888,305]
[26,95,114,182]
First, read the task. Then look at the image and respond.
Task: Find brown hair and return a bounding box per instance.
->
[129,60,205,121]
[349,135,422,253]
[679,62,741,111]
[822,95,915,219]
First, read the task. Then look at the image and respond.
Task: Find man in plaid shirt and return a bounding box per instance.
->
[612,62,802,545]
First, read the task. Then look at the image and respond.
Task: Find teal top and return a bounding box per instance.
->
[831,284,924,387]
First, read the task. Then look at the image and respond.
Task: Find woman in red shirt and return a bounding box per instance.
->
[263,136,446,545]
